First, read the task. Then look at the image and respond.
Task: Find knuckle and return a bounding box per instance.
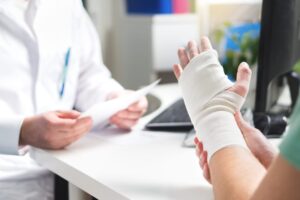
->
[236,85,248,95]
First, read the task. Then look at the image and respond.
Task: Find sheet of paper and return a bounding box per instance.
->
[81,80,160,127]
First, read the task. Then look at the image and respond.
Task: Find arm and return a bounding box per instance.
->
[74,1,123,112]
[251,102,300,199]
[210,146,265,200]
[175,37,300,200]
[0,110,24,155]
[73,2,147,129]
[174,38,266,200]
[251,155,300,200]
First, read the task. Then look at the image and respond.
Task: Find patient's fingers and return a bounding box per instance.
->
[188,40,199,59]
[178,47,189,68]
[200,37,212,52]
[176,37,212,75]
[173,64,183,79]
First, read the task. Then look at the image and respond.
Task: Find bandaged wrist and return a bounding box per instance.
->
[178,50,248,160]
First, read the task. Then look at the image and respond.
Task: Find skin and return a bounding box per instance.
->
[20,110,92,149]
[108,90,148,130]
[174,37,300,200]
[20,92,148,149]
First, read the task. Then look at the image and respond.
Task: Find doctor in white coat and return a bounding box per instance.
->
[0,0,148,199]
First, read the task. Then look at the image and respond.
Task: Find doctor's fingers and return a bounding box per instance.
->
[63,132,89,148]
[62,123,91,143]
[115,110,145,120]
[46,128,89,149]
[56,110,81,119]
[109,117,138,130]
[128,97,148,112]
[43,111,82,130]
[47,122,91,149]
[54,117,92,137]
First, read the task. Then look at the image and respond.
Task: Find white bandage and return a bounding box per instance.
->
[178,49,248,161]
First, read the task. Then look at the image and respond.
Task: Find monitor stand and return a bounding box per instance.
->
[254,72,300,138]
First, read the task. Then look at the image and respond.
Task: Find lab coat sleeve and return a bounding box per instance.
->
[74,2,124,112]
[0,115,26,155]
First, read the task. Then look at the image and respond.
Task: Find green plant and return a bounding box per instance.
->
[293,60,300,74]
[212,24,259,80]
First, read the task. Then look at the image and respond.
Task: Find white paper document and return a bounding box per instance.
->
[81,80,160,127]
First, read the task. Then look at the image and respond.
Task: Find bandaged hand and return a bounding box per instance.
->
[173,37,252,161]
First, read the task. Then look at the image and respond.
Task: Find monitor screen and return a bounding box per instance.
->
[255,0,300,113]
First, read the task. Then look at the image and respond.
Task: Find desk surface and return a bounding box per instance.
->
[30,84,214,200]
[30,83,281,200]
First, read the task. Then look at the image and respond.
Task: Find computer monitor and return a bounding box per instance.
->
[254,0,300,136]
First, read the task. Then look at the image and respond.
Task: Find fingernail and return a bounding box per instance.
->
[241,62,250,68]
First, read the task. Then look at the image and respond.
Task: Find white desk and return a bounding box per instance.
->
[30,84,214,200]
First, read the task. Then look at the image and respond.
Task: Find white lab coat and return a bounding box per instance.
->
[0,0,123,199]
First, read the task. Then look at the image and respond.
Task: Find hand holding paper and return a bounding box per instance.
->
[108,90,148,130]
[81,80,160,128]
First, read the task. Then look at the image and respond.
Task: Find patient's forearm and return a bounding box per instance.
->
[210,146,266,200]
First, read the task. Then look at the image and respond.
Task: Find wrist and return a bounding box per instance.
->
[197,111,248,161]
[19,116,32,146]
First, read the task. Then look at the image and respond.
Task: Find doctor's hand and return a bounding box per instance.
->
[108,90,148,130]
[195,112,277,184]
[20,110,92,149]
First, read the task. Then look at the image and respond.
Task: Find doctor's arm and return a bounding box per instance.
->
[74,3,147,129]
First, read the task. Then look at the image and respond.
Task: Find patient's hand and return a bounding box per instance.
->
[173,37,253,160]
[173,37,251,98]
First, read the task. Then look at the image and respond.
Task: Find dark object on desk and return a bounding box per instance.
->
[145,98,193,132]
[253,113,287,138]
[144,94,162,117]
[254,0,300,137]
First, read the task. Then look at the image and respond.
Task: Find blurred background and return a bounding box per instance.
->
[82,0,262,89]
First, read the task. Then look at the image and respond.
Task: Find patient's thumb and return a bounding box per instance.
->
[234,62,252,97]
